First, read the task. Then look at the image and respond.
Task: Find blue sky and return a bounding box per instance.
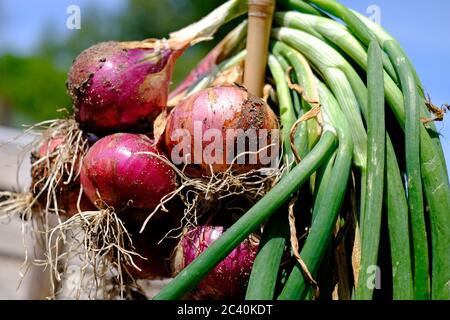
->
[340,0,450,175]
[0,0,126,53]
[0,0,449,174]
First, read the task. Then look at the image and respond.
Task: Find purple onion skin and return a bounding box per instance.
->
[124,217,178,280]
[80,133,177,211]
[175,225,259,300]
[163,85,280,177]
[68,41,182,135]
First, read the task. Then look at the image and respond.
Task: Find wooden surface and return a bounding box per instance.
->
[0,125,33,191]
[0,218,54,300]
[0,126,50,299]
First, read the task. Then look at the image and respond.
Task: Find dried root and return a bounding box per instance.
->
[0,192,33,221]
[0,116,94,299]
[137,148,285,240]
[28,118,88,217]
[41,206,144,299]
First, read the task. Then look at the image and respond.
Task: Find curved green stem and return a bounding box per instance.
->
[355,41,385,300]
[245,209,289,300]
[278,80,353,300]
[245,53,298,300]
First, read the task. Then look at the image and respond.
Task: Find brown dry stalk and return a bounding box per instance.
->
[262,84,273,102]
[244,0,276,97]
[288,197,319,299]
[285,67,323,163]
[421,95,448,123]
[211,60,244,87]
[333,209,355,300]
[285,67,322,109]
[153,110,168,143]
[349,172,361,289]
[289,106,322,164]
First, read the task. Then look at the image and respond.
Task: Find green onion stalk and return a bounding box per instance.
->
[385,42,430,299]
[273,40,346,299]
[273,11,398,83]
[246,54,297,300]
[271,28,371,244]
[270,18,411,298]
[279,76,354,299]
[272,10,445,298]
[153,0,448,300]
[354,41,385,300]
[302,0,449,298]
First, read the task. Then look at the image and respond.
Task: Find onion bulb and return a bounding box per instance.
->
[172,225,259,299]
[68,41,183,135]
[162,84,280,177]
[80,133,177,211]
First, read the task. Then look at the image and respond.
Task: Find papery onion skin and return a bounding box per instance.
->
[68,41,182,135]
[80,133,177,211]
[163,85,280,177]
[172,225,259,300]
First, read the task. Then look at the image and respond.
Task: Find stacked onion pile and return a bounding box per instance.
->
[29,36,279,297]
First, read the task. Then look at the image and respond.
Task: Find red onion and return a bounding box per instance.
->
[80,133,177,211]
[68,41,183,135]
[162,85,280,177]
[57,185,96,218]
[172,225,259,299]
[124,217,178,280]
[31,136,95,217]
[67,0,251,135]
[36,136,65,157]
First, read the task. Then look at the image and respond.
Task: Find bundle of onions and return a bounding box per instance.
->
[8,0,449,303]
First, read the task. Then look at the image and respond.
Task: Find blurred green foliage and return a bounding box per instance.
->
[0,54,72,124]
[0,0,231,126]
